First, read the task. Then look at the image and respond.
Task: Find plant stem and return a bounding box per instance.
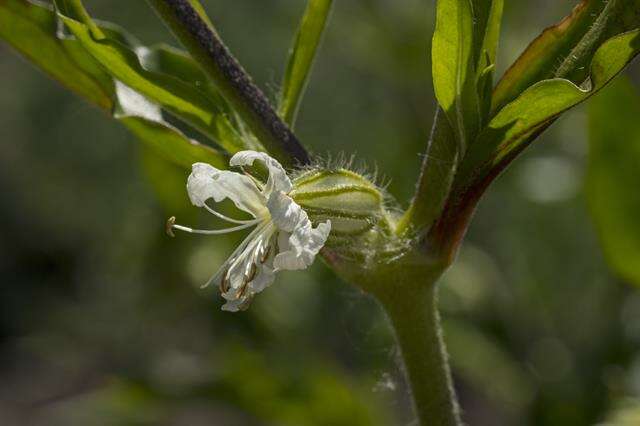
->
[379,283,461,426]
[397,108,458,236]
[146,0,310,167]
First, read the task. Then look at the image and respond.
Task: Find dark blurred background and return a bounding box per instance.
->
[1,1,640,425]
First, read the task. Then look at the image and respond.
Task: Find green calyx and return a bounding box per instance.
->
[290,168,385,236]
[291,166,410,273]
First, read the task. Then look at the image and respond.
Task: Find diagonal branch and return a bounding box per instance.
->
[147,0,310,167]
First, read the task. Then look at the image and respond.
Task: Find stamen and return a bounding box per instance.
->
[224,225,269,276]
[203,203,256,225]
[169,219,257,235]
[245,262,257,282]
[219,269,230,293]
[200,222,270,289]
[260,244,272,263]
[240,166,265,190]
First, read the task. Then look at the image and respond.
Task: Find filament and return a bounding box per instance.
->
[167,216,258,236]
[203,203,256,225]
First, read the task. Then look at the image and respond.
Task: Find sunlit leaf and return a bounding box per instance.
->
[115,81,226,170]
[587,77,640,286]
[472,0,503,69]
[146,0,309,167]
[492,0,640,114]
[406,0,499,230]
[0,0,113,109]
[0,0,226,171]
[459,30,640,185]
[53,0,247,153]
[473,0,503,123]
[279,0,333,128]
[133,43,246,151]
[432,0,480,152]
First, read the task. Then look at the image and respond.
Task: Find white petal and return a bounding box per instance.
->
[187,163,266,217]
[230,150,293,194]
[186,163,219,206]
[266,191,307,233]
[273,220,331,271]
[221,298,245,312]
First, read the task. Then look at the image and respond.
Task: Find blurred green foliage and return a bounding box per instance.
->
[1,1,640,425]
[587,77,640,287]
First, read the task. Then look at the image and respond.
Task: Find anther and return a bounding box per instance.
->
[238,280,249,298]
[245,262,258,282]
[166,216,176,237]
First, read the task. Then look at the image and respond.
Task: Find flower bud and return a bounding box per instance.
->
[290,169,385,236]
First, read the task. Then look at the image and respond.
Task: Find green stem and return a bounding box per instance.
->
[397,108,458,235]
[378,283,461,426]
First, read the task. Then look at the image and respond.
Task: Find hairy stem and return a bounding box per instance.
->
[378,282,461,426]
[398,108,458,236]
[554,0,618,81]
[146,0,310,167]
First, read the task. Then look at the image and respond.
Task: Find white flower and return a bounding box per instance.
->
[168,151,331,312]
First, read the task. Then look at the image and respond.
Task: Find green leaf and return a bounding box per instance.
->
[0,0,226,171]
[133,43,246,150]
[137,44,224,108]
[587,77,640,286]
[146,0,310,167]
[459,30,640,185]
[492,0,640,115]
[432,0,480,152]
[473,0,503,123]
[53,0,247,153]
[278,0,334,128]
[115,81,226,170]
[405,0,500,232]
[472,0,504,69]
[0,0,113,109]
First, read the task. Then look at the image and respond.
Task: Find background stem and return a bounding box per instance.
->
[379,283,461,426]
